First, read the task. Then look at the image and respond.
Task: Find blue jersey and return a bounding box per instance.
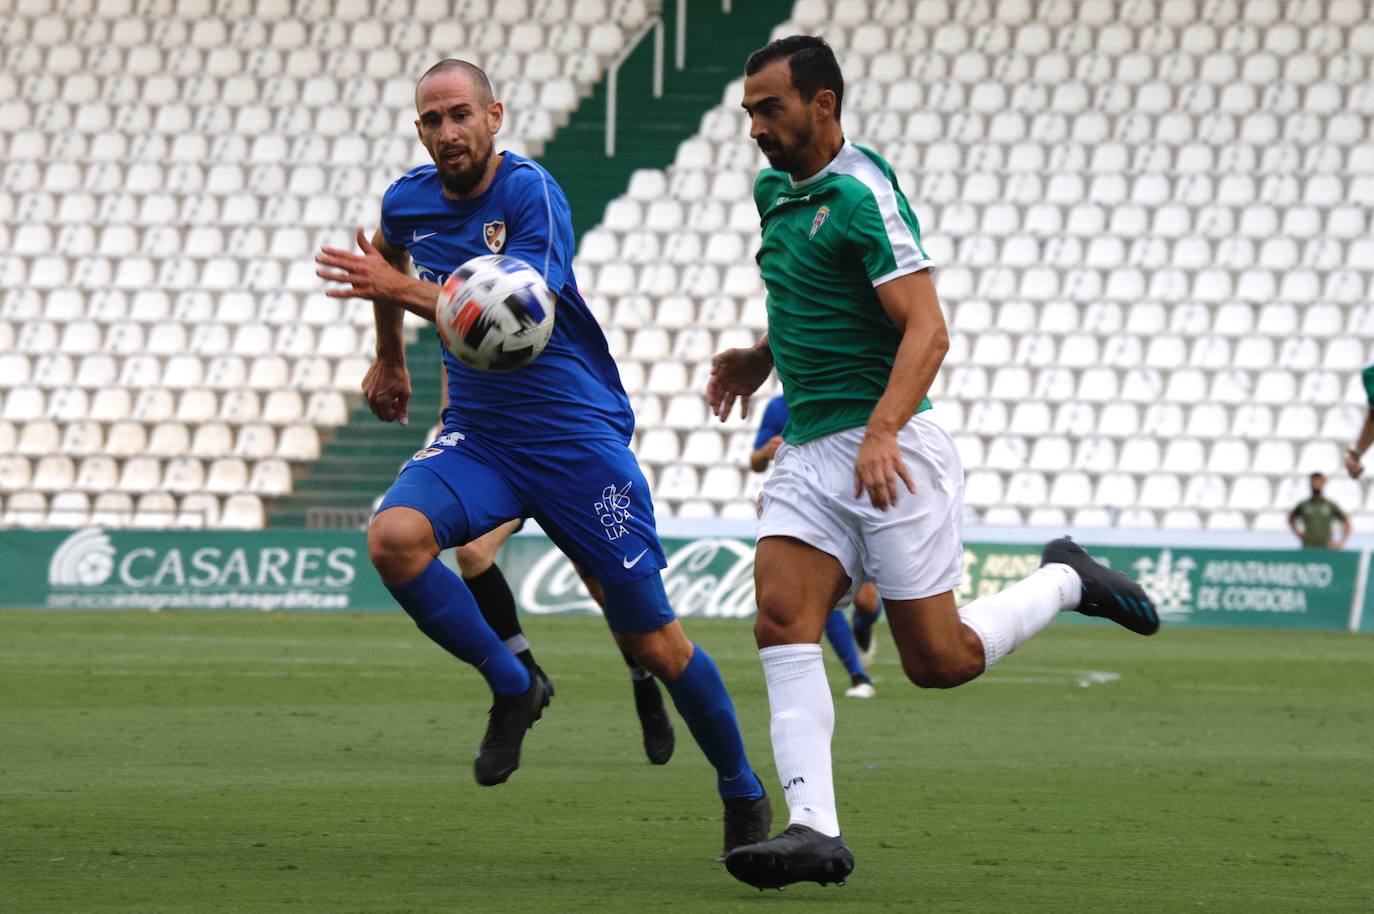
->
[753,395,789,450]
[380,152,633,444]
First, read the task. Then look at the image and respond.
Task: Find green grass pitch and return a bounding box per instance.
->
[1,610,1370,913]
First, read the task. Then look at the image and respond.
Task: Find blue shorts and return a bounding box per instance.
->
[376,428,673,632]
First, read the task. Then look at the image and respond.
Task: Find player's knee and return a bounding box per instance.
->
[853,584,880,617]
[753,593,803,646]
[367,509,437,584]
[453,542,494,578]
[618,628,691,680]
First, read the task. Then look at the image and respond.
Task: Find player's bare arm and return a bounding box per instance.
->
[855,270,949,510]
[1288,508,1304,543]
[320,228,429,426]
[438,357,449,418]
[707,335,774,422]
[316,227,441,323]
[1348,408,1373,478]
[750,436,783,473]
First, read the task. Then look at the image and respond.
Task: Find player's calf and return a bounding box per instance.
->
[885,593,987,689]
[896,650,984,690]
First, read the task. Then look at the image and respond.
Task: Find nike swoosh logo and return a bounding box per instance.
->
[413,230,438,242]
[622,549,649,569]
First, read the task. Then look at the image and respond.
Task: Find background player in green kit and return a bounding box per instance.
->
[706,36,1161,890]
[1345,364,1374,478]
[1288,473,1351,549]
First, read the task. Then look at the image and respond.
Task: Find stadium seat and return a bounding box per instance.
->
[132,492,178,529]
[88,491,134,528]
[205,458,250,495]
[31,454,76,491]
[163,456,206,494]
[3,491,47,527]
[248,458,292,496]
[16,420,60,457]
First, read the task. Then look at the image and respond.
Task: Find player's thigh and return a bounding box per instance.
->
[859,415,964,602]
[754,535,851,647]
[754,436,866,646]
[883,590,984,688]
[453,517,524,577]
[375,447,524,552]
[519,438,668,592]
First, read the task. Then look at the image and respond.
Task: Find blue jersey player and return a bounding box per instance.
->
[314,59,771,857]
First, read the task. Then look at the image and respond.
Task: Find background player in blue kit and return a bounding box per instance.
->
[751,394,879,697]
[314,59,771,855]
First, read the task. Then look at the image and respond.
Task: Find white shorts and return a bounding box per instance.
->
[757,413,965,602]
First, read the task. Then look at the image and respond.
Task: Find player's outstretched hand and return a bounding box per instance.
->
[316,228,400,302]
[1348,448,1365,479]
[853,427,915,511]
[707,346,773,422]
[362,357,411,427]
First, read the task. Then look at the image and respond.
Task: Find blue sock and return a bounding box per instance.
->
[826,609,867,679]
[663,646,763,802]
[387,559,531,696]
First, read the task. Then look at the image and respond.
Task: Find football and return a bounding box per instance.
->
[435,254,557,372]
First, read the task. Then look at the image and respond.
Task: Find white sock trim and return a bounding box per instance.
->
[759,643,823,680]
[503,634,530,655]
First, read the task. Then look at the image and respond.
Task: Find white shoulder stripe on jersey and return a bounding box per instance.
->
[535,166,555,281]
[509,157,557,282]
[830,145,932,287]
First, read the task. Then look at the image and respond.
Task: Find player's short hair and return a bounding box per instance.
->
[1310,471,1325,482]
[416,58,494,105]
[745,35,844,120]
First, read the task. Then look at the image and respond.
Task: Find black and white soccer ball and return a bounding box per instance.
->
[436,254,557,373]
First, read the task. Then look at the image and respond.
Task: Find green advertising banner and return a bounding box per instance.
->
[493,535,1364,632]
[1360,553,1374,633]
[949,543,1360,631]
[0,527,390,612]
[0,527,1364,631]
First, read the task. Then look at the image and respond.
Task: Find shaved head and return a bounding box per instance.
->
[413,58,504,199]
[416,58,493,107]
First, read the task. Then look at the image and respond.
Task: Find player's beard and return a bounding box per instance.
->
[437,141,493,197]
[757,122,813,175]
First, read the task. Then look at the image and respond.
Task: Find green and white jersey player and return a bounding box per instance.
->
[1345,364,1374,478]
[706,35,1161,892]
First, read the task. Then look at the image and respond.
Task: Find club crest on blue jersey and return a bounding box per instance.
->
[483,220,506,253]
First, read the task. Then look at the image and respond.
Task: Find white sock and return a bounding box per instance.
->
[958,563,1082,668]
[503,634,530,655]
[759,643,840,838]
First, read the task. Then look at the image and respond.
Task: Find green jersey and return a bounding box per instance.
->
[754,142,933,446]
[1289,497,1347,549]
[1362,364,1373,406]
